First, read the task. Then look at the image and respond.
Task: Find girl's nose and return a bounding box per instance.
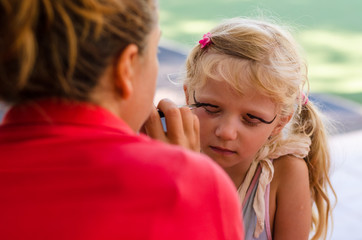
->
[215,118,238,141]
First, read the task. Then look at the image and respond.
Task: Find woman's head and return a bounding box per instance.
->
[0,0,158,104]
[185,17,308,118]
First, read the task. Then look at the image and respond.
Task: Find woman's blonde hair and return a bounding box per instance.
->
[0,0,157,104]
[185,18,336,240]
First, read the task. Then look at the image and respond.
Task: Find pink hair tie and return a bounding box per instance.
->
[199,32,212,49]
[301,92,309,105]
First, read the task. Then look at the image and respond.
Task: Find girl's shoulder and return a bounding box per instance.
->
[271,154,310,202]
[272,154,309,186]
[269,155,312,239]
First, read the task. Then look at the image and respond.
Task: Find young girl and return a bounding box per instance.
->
[183,18,336,240]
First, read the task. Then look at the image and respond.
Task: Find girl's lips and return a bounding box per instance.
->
[210,146,237,155]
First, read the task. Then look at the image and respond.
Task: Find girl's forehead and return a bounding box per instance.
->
[196,78,278,113]
[190,56,279,105]
[195,57,255,92]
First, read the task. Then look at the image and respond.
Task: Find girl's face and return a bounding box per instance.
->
[189,78,284,175]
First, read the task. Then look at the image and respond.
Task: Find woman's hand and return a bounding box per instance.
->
[141,99,200,152]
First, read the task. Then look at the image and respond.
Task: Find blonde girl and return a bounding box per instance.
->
[184,18,336,240]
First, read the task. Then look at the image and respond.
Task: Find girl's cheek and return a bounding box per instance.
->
[194,107,214,117]
[194,110,211,122]
[193,108,205,118]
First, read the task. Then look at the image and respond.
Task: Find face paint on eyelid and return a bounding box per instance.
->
[246,113,277,124]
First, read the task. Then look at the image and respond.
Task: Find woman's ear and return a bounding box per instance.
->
[271,113,293,136]
[183,85,190,104]
[113,44,139,100]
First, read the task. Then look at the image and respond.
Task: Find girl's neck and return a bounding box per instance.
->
[223,166,248,189]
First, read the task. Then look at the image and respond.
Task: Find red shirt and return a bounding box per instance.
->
[0,99,244,240]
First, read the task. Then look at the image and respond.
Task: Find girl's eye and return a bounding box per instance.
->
[243,116,261,127]
[245,113,277,125]
[202,106,220,115]
[243,120,260,127]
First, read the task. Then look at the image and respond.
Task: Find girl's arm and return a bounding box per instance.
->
[272,155,311,240]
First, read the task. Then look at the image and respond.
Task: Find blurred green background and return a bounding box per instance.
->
[159,0,362,104]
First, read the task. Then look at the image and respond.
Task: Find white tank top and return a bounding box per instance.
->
[242,164,272,240]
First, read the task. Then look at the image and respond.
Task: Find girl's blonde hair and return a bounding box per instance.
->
[0,0,157,104]
[185,18,336,240]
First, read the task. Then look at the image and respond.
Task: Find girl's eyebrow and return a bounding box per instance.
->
[192,91,218,108]
[246,113,277,124]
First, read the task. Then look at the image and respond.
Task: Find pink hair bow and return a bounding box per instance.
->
[199,32,212,48]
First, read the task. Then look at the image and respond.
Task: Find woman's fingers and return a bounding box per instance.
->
[142,106,167,141]
[142,99,200,152]
[177,106,200,151]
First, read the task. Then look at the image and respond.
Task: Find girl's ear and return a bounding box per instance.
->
[183,85,190,104]
[113,44,139,100]
[271,113,293,136]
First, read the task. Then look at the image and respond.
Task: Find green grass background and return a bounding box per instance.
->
[159,0,362,104]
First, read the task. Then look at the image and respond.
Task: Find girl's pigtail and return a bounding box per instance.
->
[293,100,336,240]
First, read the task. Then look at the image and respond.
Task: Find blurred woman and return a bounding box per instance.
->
[0,1,244,239]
